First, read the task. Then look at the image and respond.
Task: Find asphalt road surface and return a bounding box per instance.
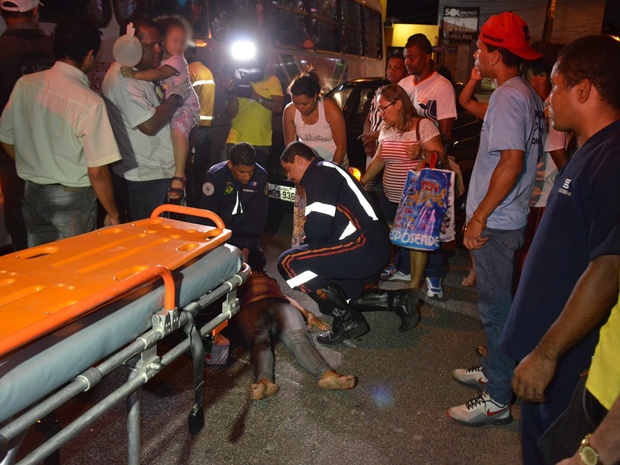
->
[18,206,523,465]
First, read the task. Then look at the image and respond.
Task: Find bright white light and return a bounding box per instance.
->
[231,41,256,61]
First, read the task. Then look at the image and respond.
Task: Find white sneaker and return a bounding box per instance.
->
[426,277,444,298]
[390,271,411,282]
[447,391,512,426]
[451,366,488,388]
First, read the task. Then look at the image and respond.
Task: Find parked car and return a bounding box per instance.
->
[268,77,483,204]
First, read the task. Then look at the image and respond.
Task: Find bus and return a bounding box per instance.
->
[27,0,386,95]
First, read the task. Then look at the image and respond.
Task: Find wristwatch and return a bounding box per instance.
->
[579,434,601,465]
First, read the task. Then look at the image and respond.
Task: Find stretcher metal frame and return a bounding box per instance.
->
[0,205,251,465]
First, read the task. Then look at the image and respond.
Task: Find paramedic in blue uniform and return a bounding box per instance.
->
[201,142,268,271]
[277,141,391,345]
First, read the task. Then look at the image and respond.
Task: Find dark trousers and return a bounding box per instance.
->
[536,376,608,464]
[278,233,390,301]
[520,339,603,465]
[114,175,170,221]
[0,155,27,250]
[236,299,331,382]
[186,126,212,208]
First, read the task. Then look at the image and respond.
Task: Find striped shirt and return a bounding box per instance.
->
[379,119,440,203]
[368,91,382,132]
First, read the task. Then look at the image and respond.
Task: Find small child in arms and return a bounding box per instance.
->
[122,16,200,201]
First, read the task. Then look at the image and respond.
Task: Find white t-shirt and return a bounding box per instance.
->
[398,72,457,123]
[0,62,121,187]
[530,123,569,208]
[102,62,175,182]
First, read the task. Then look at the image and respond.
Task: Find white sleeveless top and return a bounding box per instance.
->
[294,99,339,162]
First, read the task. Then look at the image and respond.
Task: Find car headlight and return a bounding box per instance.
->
[231,41,256,61]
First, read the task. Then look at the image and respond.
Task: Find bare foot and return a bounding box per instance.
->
[318,370,357,390]
[250,379,280,401]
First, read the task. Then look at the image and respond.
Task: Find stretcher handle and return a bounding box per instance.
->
[151,204,226,229]
[77,264,177,312]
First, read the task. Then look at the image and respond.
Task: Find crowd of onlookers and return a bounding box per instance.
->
[1,2,619,463]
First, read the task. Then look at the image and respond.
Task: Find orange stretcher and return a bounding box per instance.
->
[0,204,230,357]
[0,205,249,465]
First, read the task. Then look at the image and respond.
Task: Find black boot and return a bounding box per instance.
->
[309,284,370,345]
[352,288,420,332]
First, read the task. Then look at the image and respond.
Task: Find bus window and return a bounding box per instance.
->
[269,0,311,49]
[41,0,112,27]
[309,0,339,53]
[341,0,362,56]
[113,0,207,35]
[210,0,265,41]
[364,7,383,59]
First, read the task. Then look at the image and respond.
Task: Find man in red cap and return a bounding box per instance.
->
[446,12,544,427]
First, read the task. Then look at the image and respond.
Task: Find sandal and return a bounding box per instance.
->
[167,176,186,202]
[461,268,476,287]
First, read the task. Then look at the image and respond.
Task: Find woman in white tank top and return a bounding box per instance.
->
[283,72,347,165]
[283,71,348,245]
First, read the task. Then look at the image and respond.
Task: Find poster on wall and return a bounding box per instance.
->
[442,7,479,43]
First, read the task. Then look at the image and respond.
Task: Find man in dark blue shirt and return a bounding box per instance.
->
[201,142,268,271]
[499,35,620,465]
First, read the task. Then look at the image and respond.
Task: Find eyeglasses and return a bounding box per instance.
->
[378,101,396,113]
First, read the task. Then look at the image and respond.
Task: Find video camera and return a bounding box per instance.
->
[232,67,265,98]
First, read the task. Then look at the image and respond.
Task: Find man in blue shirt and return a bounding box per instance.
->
[501,35,620,465]
[446,12,544,427]
[201,142,268,271]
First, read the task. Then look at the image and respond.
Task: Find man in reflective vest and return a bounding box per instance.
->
[278,142,418,345]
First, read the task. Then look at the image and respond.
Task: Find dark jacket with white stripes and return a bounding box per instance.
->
[300,157,389,248]
[200,161,268,250]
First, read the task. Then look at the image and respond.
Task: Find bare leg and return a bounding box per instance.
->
[170,128,188,197]
[317,370,357,390]
[408,250,428,289]
[462,250,477,287]
[250,377,280,401]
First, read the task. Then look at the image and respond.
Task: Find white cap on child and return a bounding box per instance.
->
[113,22,143,67]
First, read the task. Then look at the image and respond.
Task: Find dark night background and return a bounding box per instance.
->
[387,0,440,25]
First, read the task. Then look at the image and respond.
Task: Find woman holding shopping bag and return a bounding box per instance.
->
[361,84,445,290]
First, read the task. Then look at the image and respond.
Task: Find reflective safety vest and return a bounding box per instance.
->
[188,61,216,127]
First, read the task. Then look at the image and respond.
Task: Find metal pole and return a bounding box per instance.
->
[126,368,141,465]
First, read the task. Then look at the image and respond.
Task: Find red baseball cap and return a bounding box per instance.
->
[480,12,543,61]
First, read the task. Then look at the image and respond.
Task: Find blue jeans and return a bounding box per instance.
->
[472,226,525,405]
[22,181,97,247]
[426,249,446,279]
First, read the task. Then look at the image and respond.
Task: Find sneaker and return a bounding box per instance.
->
[390,271,411,282]
[380,265,397,281]
[426,277,444,298]
[451,366,488,388]
[447,391,512,426]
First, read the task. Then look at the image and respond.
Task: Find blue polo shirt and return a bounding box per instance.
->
[466,76,544,230]
[500,118,620,363]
